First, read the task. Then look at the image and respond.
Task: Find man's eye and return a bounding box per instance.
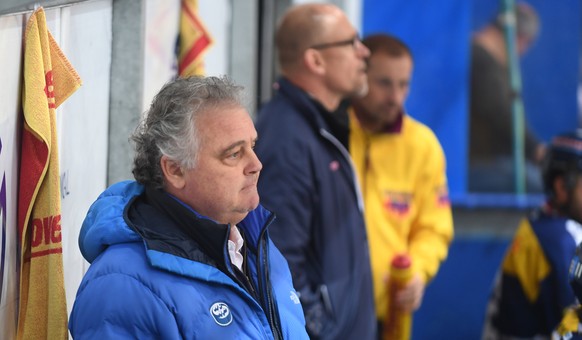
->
[377,79,391,88]
[228,151,241,159]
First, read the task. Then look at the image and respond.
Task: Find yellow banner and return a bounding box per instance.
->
[178,0,213,76]
[17,7,81,340]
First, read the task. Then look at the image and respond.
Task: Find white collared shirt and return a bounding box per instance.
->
[228,225,244,271]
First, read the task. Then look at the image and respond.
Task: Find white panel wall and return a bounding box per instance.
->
[56,0,112,319]
[142,0,180,112]
[199,0,229,77]
[0,1,112,336]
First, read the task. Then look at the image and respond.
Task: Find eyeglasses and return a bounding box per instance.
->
[310,36,361,50]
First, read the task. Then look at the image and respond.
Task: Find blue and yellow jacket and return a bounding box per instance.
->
[483,207,582,338]
[69,181,308,339]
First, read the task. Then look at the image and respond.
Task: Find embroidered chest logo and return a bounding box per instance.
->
[383,191,412,217]
[210,302,233,326]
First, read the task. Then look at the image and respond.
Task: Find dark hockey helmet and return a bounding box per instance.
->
[541,130,582,198]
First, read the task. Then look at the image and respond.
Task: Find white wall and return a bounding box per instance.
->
[0,1,112,337]
[198,0,229,77]
[142,0,180,112]
[54,0,112,321]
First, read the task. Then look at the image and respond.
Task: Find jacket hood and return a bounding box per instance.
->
[79,180,144,263]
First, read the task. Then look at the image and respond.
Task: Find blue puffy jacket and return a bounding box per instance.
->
[255,78,377,339]
[69,181,308,339]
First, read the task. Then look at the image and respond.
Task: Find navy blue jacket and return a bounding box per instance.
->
[255,78,377,339]
[69,181,308,339]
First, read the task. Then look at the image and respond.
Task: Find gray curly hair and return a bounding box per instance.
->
[131,75,246,188]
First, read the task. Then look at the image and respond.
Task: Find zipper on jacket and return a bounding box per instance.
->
[320,128,365,213]
[233,265,259,301]
[257,215,284,340]
[222,229,259,301]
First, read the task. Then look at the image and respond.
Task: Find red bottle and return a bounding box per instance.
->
[383,254,413,340]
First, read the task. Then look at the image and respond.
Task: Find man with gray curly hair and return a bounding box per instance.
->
[69,76,309,339]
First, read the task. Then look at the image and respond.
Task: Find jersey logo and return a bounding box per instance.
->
[383,191,412,217]
[210,302,233,326]
[436,185,450,207]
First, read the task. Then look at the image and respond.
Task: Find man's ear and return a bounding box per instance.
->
[553,176,568,205]
[160,155,185,190]
[303,49,326,75]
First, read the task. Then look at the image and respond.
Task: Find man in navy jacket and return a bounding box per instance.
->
[255,3,377,339]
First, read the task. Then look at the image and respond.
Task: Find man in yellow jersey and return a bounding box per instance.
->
[348,33,454,332]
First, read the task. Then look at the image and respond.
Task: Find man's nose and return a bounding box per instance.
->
[247,150,263,175]
[356,40,370,58]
